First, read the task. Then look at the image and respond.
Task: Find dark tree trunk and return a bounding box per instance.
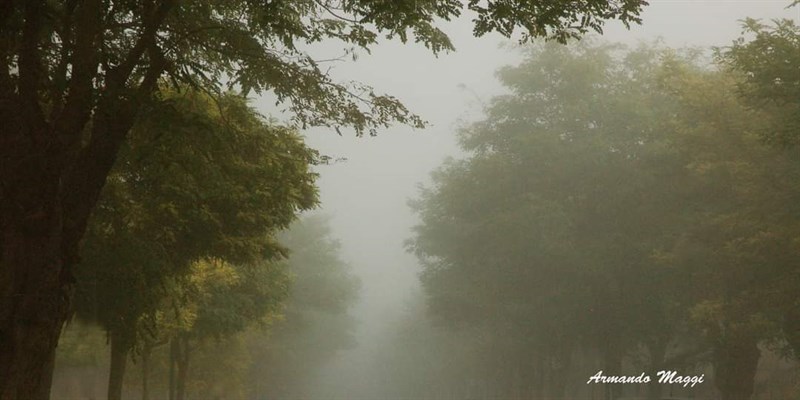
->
[0,119,133,400]
[0,0,172,395]
[169,339,177,400]
[0,125,75,400]
[0,69,165,399]
[142,343,151,400]
[175,335,191,400]
[713,333,760,400]
[646,339,667,400]
[0,228,71,400]
[603,345,623,400]
[107,331,133,400]
[169,335,192,400]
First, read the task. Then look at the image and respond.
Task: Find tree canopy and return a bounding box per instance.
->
[718,18,800,147]
[73,88,318,400]
[1,1,649,397]
[409,39,800,400]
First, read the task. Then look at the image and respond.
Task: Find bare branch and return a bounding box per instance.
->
[313,0,360,24]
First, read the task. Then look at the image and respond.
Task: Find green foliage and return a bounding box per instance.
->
[718,18,800,146]
[656,56,800,363]
[75,87,318,351]
[468,0,646,42]
[60,215,361,400]
[2,0,647,137]
[188,258,289,340]
[409,39,800,398]
[2,0,647,395]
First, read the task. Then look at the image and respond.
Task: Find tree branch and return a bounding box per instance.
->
[59,0,177,271]
[50,0,83,131]
[49,0,78,120]
[0,0,16,99]
[107,0,176,90]
[18,0,46,138]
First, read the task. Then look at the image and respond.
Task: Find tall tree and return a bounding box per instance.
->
[73,89,318,400]
[656,51,800,400]
[716,18,800,371]
[718,18,800,147]
[409,41,800,399]
[409,41,700,399]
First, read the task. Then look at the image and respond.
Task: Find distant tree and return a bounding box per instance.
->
[94,216,359,400]
[160,258,289,400]
[410,41,800,400]
[251,215,360,400]
[409,42,701,399]
[0,2,647,396]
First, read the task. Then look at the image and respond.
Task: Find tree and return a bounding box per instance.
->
[409,41,701,399]
[409,40,800,400]
[717,18,800,371]
[57,215,358,400]
[250,214,360,400]
[0,2,647,396]
[718,18,800,147]
[0,0,644,398]
[72,88,318,400]
[161,258,289,400]
[655,52,800,400]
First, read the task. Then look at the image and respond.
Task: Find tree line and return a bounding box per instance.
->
[54,211,359,400]
[0,1,646,398]
[407,19,800,400]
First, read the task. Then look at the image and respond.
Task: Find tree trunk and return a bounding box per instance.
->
[0,120,131,399]
[713,333,760,400]
[142,343,151,400]
[603,346,623,400]
[107,331,133,400]
[0,89,152,400]
[169,339,177,400]
[175,335,191,400]
[646,340,667,400]
[0,0,170,394]
[0,201,73,400]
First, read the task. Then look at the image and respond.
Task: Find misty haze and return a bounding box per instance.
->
[2,1,800,400]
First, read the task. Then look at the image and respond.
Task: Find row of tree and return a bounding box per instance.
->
[72,89,317,400]
[54,211,360,400]
[49,88,364,400]
[407,19,800,400]
[0,1,648,397]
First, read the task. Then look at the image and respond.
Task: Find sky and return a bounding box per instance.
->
[253,1,800,396]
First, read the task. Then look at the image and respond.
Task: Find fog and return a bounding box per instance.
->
[275,1,798,399]
[44,1,800,399]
